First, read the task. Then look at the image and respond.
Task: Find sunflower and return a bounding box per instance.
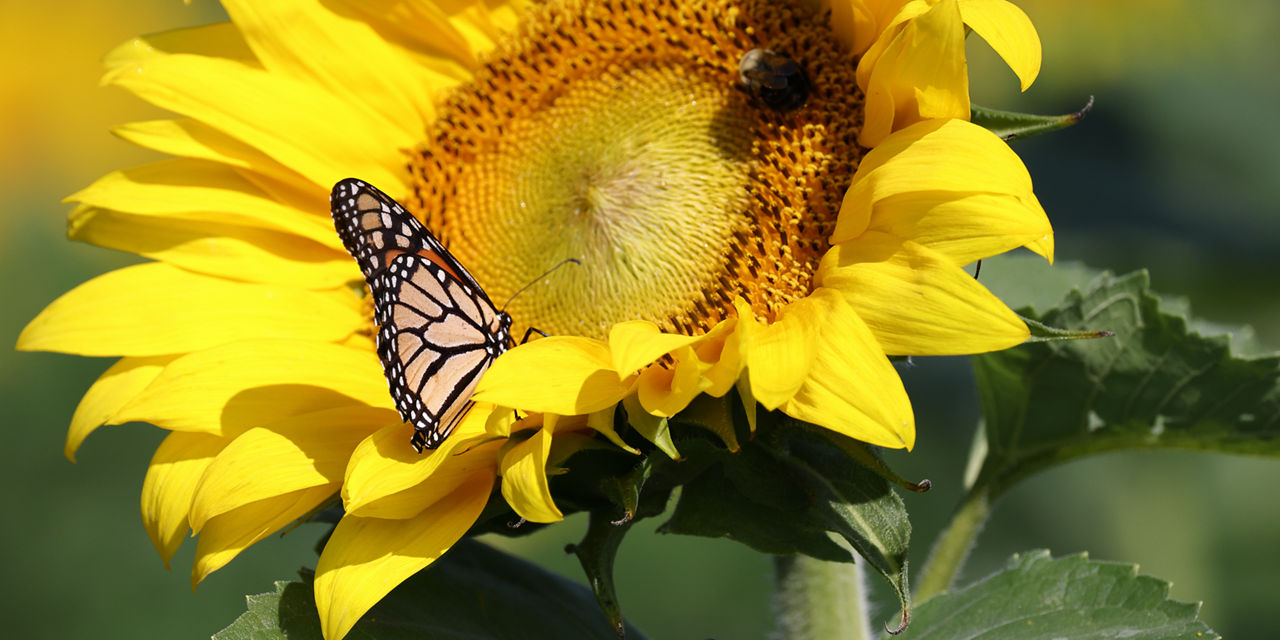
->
[18,0,1049,638]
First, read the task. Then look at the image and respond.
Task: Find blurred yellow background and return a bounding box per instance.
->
[3,1,1276,638]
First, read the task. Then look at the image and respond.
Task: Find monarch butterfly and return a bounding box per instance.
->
[330,178,512,451]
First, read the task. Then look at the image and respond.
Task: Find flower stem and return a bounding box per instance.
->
[772,554,870,640]
[914,486,992,603]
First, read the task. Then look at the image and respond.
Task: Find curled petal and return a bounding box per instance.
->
[823,0,909,55]
[694,317,746,397]
[637,345,712,417]
[858,0,968,147]
[499,416,564,523]
[959,0,1041,91]
[475,336,633,415]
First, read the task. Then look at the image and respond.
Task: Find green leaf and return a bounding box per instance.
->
[214,580,321,640]
[215,540,648,640]
[971,98,1093,141]
[662,414,913,626]
[972,266,1280,495]
[894,551,1219,640]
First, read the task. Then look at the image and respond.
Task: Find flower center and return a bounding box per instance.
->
[408,0,864,339]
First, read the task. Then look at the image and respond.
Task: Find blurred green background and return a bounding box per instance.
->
[3,1,1276,638]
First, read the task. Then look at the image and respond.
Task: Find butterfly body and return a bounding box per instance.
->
[331,178,511,451]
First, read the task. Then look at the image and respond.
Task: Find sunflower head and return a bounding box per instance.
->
[17,0,1052,638]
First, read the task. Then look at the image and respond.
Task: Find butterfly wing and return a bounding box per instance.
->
[330,178,511,450]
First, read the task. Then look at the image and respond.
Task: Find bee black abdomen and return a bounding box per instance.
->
[739,48,810,112]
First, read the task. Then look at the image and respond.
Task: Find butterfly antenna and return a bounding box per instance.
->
[500,258,582,311]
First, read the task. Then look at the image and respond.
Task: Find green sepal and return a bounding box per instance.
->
[971,97,1093,141]
[1020,313,1115,343]
[672,393,742,452]
[569,511,637,639]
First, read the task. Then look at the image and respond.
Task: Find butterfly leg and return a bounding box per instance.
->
[519,327,549,344]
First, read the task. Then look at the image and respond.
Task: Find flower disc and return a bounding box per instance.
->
[409,0,865,338]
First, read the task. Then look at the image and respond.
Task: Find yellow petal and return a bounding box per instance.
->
[192,484,336,588]
[608,320,704,376]
[190,406,395,532]
[66,356,174,461]
[103,22,254,69]
[637,345,711,417]
[483,405,519,439]
[695,316,747,397]
[68,206,357,290]
[858,0,969,148]
[776,289,915,449]
[474,336,632,415]
[499,417,563,523]
[835,119,1043,247]
[67,159,338,246]
[334,0,485,73]
[112,339,391,435]
[863,191,1052,265]
[104,53,410,191]
[853,0,925,72]
[112,119,324,214]
[822,0,914,55]
[113,118,296,178]
[315,475,493,640]
[746,300,820,411]
[959,0,1041,91]
[17,262,361,357]
[343,417,500,520]
[221,0,449,139]
[141,432,226,567]
[818,235,1029,355]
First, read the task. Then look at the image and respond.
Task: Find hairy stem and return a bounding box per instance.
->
[773,554,870,640]
[914,486,992,603]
